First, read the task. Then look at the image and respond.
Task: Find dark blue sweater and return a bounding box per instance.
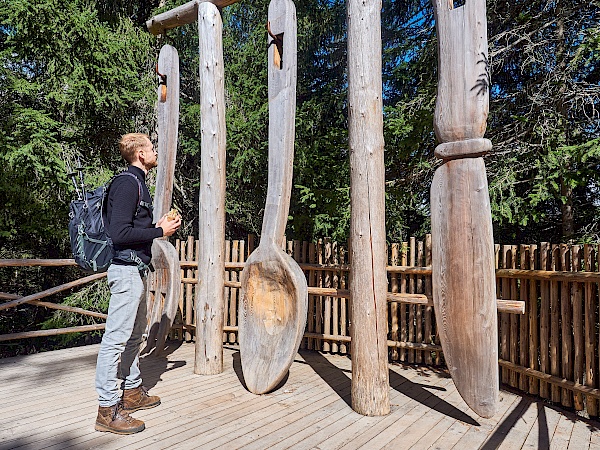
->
[106,166,163,266]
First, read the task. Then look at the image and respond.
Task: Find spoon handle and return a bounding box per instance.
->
[431,0,499,418]
[433,0,489,145]
[261,0,297,246]
[154,44,180,220]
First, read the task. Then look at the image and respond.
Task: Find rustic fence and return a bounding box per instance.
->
[171,235,600,416]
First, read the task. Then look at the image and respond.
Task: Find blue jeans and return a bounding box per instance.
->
[95,265,147,407]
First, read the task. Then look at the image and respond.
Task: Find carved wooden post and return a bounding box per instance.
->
[195,1,227,375]
[431,0,499,418]
[143,44,181,357]
[347,0,390,416]
[154,45,180,219]
[238,0,307,395]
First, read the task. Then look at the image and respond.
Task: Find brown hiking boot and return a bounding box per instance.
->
[95,402,145,435]
[122,386,161,412]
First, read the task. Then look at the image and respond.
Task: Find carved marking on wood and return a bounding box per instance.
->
[238,0,307,395]
[432,0,499,418]
[244,263,293,335]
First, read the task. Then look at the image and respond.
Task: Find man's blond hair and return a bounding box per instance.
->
[119,133,150,164]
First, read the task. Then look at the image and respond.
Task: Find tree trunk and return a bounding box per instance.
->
[347,0,390,417]
[195,2,227,375]
[556,13,574,239]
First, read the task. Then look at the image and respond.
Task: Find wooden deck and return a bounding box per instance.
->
[1,343,599,450]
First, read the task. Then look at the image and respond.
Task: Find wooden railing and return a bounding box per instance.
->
[171,235,600,416]
[0,260,107,342]
[2,236,600,415]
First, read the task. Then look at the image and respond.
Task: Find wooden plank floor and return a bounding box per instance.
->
[1,343,599,450]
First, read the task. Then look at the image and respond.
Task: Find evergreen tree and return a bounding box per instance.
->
[0,0,155,256]
[486,0,600,242]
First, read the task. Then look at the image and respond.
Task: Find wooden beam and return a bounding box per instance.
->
[0,273,106,312]
[0,324,105,342]
[496,268,600,283]
[347,0,390,416]
[0,259,577,283]
[188,279,526,313]
[0,296,107,319]
[173,325,445,352]
[195,1,227,376]
[153,44,180,220]
[145,0,241,35]
[0,259,78,267]
[498,359,600,400]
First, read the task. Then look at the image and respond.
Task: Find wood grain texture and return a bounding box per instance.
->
[154,45,180,220]
[581,245,593,412]
[185,237,194,341]
[4,344,599,449]
[528,244,539,396]
[145,0,241,35]
[195,1,227,375]
[432,0,498,419]
[540,242,550,399]
[560,244,573,407]
[238,0,308,394]
[519,245,528,392]
[347,0,390,416]
[431,157,498,418]
[0,324,106,342]
[433,0,489,143]
[500,246,510,386]
[0,295,107,319]
[143,239,181,356]
[0,259,78,267]
[585,244,597,414]
[142,44,182,357]
[435,138,492,160]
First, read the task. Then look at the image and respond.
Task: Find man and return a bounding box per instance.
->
[94,133,181,435]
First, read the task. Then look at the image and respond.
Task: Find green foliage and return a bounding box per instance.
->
[381,0,437,242]
[0,0,155,255]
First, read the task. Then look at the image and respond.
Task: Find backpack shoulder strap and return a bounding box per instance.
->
[111,171,144,215]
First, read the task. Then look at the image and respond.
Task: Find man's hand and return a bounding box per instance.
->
[156,214,181,237]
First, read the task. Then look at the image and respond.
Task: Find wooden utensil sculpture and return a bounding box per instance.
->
[238,0,308,394]
[142,44,182,357]
[430,0,499,417]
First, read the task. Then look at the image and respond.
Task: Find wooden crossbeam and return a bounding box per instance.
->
[0,324,105,342]
[499,359,600,400]
[145,0,241,35]
[0,273,106,311]
[3,259,599,283]
[201,279,524,314]
[0,292,107,319]
[186,260,600,283]
[0,259,78,267]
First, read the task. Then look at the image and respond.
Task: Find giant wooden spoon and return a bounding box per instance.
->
[430,0,499,418]
[142,44,181,357]
[238,0,308,395]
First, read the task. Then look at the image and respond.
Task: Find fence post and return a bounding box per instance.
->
[528,244,539,395]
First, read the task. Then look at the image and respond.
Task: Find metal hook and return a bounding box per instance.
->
[266,21,284,69]
[156,63,168,102]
